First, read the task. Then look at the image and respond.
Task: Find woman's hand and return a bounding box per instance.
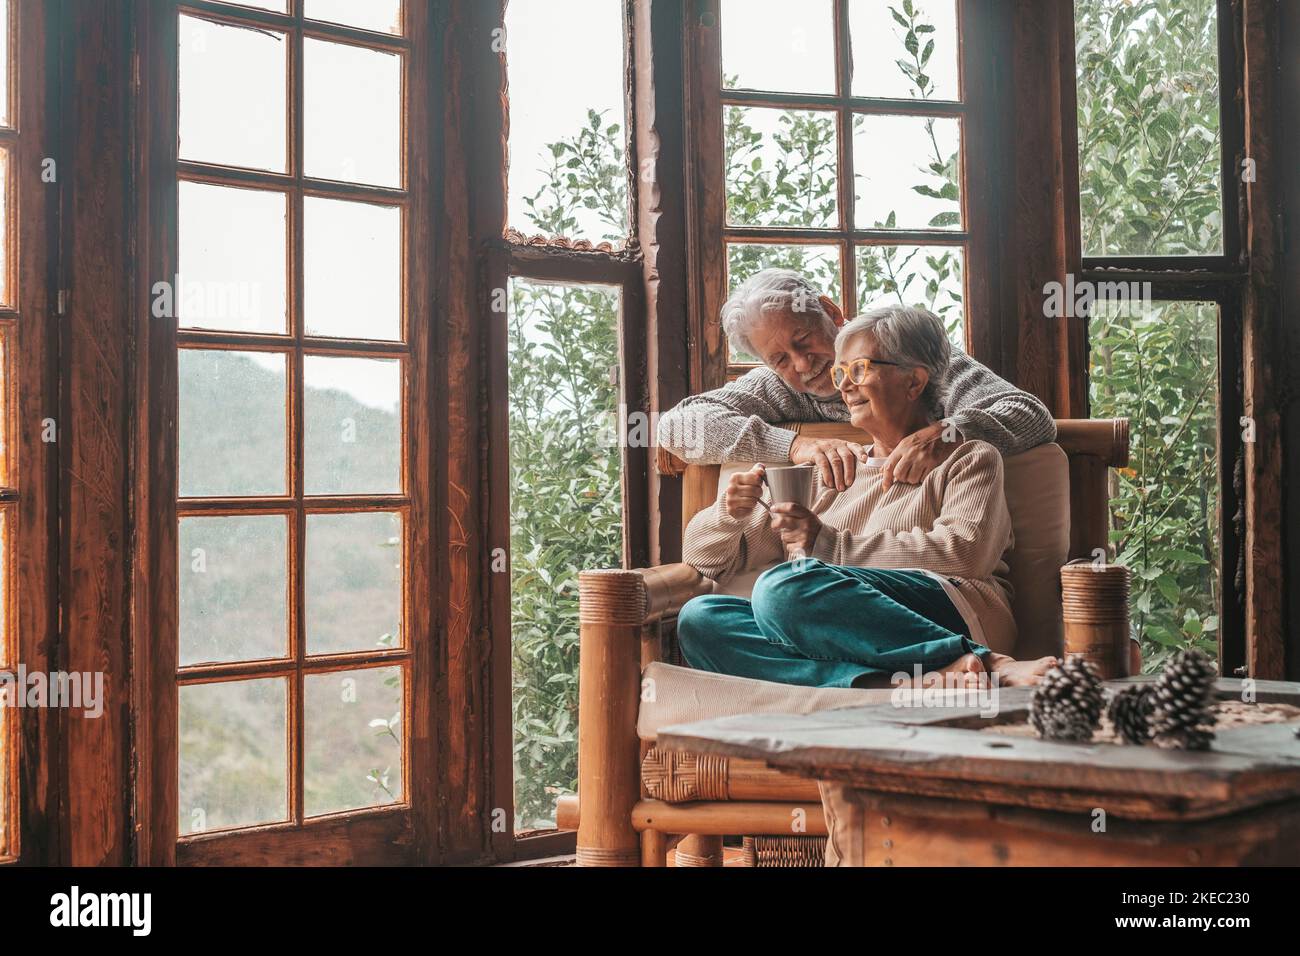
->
[769,503,822,558]
[789,436,869,491]
[881,422,962,490]
[722,464,767,519]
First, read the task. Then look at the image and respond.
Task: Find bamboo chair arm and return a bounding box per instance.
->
[579,564,711,627]
[656,417,1130,475]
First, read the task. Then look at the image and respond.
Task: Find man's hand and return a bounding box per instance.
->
[769,502,822,558]
[789,436,868,492]
[882,422,963,491]
[722,464,767,519]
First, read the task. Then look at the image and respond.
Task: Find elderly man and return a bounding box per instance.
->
[658,268,1056,489]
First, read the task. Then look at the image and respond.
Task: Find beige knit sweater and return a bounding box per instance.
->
[682,440,1017,652]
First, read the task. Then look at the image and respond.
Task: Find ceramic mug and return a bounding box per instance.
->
[759,463,815,510]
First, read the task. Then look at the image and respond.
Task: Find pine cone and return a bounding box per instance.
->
[1030,659,1105,742]
[1149,649,1217,750]
[1107,683,1155,745]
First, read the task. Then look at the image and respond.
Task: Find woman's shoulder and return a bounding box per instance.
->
[943,438,1004,477]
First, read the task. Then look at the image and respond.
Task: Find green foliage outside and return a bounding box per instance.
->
[1088,303,1220,668]
[509,111,626,829]
[1076,0,1223,669]
[1075,0,1222,256]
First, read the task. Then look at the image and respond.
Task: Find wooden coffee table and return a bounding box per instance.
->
[656,678,1300,866]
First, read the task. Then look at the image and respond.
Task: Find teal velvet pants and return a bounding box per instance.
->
[676,559,989,688]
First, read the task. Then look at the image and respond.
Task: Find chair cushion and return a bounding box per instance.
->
[1001,444,1070,659]
[708,445,1070,659]
[638,661,977,741]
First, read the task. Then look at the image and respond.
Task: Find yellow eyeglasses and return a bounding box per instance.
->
[830,357,902,388]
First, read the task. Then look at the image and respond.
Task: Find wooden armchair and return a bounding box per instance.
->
[556,419,1130,866]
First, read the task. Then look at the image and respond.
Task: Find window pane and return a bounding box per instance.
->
[0,699,9,860]
[721,0,834,95]
[1075,0,1222,256]
[856,244,964,346]
[1089,300,1220,669]
[0,510,7,670]
[304,38,401,188]
[305,0,402,35]
[306,511,402,655]
[0,0,10,128]
[0,332,7,485]
[303,356,401,495]
[304,666,403,816]
[178,15,287,173]
[726,107,838,229]
[179,515,289,666]
[509,279,622,830]
[179,678,289,834]
[219,1,288,12]
[505,0,628,245]
[726,243,840,363]
[850,0,959,100]
[179,182,288,334]
[0,148,9,308]
[304,197,401,341]
[179,349,287,498]
[0,509,9,859]
[853,114,961,230]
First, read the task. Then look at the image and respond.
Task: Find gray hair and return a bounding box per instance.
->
[721,269,837,360]
[835,306,951,416]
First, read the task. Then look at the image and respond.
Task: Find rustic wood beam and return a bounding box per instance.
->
[632,0,692,565]
[1240,0,1289,678]
[11,0,59,866]
[1277,0,1300,681]
[60,0,135,867]
[437,0,506,864]
[1000,0,1081,416]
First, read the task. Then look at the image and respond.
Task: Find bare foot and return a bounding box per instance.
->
[987,652,1059,686]
[888,652,987,689]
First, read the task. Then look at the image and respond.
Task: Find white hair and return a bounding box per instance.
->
[721,269,837,359]
[835,306,951,416]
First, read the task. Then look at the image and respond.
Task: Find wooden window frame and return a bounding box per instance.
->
[133,0,438,866]
[0,0,54,867]
[683,0,1000,390]
[478,0,657,861]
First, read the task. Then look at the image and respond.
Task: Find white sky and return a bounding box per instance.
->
[504,0,627,240]
[716,0,959,99]
[0,0,10,127]
[178,14,403,411]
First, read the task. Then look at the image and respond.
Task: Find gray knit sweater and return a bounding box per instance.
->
[658,351,1057,463]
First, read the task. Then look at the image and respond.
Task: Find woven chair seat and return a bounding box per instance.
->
[742,835,826,867]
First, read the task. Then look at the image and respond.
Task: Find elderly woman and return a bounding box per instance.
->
[677,306,1058,689]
